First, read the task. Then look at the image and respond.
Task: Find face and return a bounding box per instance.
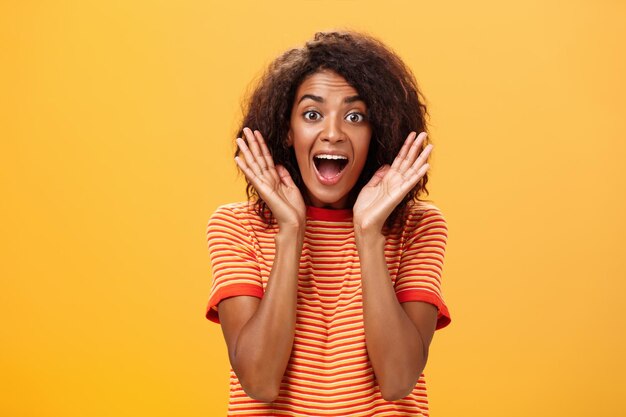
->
[288,70,372,209]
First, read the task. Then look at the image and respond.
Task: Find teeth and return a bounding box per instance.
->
[315,154,348,160]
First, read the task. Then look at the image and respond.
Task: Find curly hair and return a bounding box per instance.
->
[235,30,432,231]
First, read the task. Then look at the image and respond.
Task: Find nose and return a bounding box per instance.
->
[321,114,345,143]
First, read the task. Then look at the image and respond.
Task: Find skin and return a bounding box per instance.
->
[286,70,371,209]
[222,70,437,402]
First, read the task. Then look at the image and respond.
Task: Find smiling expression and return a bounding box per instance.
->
[287,70,372,209]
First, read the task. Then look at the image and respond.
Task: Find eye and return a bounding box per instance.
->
[346,112,365,123]
[303,110,321,121]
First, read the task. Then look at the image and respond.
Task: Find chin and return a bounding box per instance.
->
[305,187,353,209]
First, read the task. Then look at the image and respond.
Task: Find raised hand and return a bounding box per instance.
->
[235,127,306,229]
[352,131,432,232]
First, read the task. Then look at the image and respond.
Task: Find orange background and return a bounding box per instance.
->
[2,1,625,416]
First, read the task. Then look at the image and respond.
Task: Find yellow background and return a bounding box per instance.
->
[2,1,625,416]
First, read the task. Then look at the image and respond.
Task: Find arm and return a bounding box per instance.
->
[352,131,439,400]
[217,127,307,402]
[355,227,438,401]
[218,227,303,402]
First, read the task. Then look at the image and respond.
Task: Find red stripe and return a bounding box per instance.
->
[206,202,448,415]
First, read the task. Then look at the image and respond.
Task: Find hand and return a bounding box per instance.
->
[353,131,432,233]
[235,127,306,229]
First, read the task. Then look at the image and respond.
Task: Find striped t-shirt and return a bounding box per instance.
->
[205,201,451,416]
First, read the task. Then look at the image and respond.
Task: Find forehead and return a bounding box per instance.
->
[295,70,360,98]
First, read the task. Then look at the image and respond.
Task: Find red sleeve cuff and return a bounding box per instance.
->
[396,290,451,330]
[205,283,264,324]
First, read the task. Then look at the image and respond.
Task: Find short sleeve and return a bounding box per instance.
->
[395,208,451,330]
[205,205,264,323]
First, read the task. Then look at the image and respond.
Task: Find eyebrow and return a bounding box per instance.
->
[297,94,364,105]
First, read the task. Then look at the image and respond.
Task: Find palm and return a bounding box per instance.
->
[260,176,306,225]
[235,128,306,227]
[354,167,414,223]
[353,132,432,231]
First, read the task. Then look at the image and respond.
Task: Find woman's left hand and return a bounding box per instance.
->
[353,131,432,233]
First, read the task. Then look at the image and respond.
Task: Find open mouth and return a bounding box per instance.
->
[313,154,349,181]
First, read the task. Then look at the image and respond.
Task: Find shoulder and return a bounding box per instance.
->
[401,201,448,241]
[211,201,254,217]
[207,202,254,233]
[208,201,258,224]
[404,201,446,225]
[208,201,276,236]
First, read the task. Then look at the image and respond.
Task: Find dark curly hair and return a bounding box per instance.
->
[235,30,432,230]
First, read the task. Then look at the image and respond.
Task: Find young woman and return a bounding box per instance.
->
[205,31,451,416]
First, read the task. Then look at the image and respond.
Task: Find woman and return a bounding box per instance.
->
[205,31,451,416]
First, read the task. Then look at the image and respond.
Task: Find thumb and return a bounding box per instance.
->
[366,164,390,187]
[276,165,296,187]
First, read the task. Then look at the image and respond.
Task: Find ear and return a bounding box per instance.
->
[286,128,294,147]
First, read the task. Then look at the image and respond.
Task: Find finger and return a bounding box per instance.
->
[234,155,258,185]
[236,136,263,177]
[254,130,279,183]
[414,143,433,170]
[404,162,430,187]
[243,128,267,173]
[254,130,276,169]
[401,144,432,187]
[244,128,265,166]
[406,142,433,177]
[399,132,428,172]
[391,132,417,170]
[365,164,390,187]
[276,165,296,187]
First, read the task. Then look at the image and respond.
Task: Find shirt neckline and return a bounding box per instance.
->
[306,205,353,222]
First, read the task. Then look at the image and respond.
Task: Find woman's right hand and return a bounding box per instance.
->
[235,127,306,230]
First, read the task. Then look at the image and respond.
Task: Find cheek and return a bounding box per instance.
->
[293,141,310,166]
[356,136,372,164]
[292,131,315,161]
